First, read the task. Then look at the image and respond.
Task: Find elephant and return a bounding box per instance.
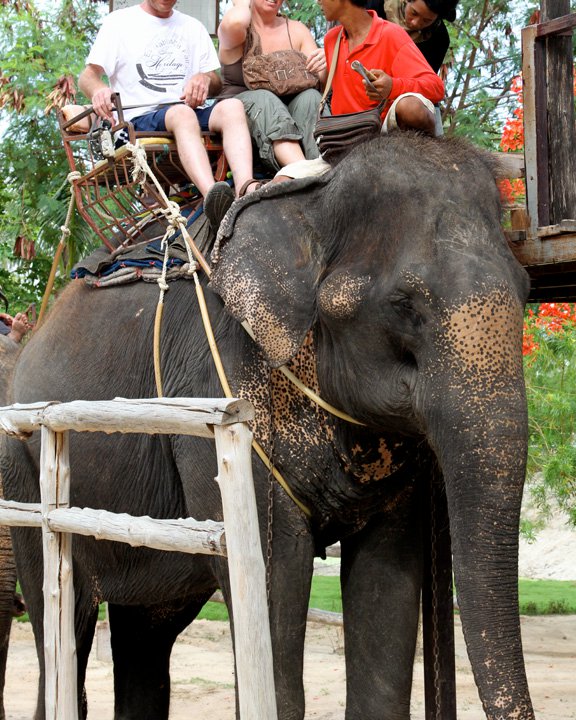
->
[0,334,23,720]
[0,132,535,720]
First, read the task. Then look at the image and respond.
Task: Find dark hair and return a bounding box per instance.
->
[423,0,459,22]
[351,0,369,7]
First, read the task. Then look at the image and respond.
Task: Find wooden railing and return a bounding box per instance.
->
[0,397,277,720]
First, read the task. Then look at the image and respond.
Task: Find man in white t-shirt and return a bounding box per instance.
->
[79,0,259,232]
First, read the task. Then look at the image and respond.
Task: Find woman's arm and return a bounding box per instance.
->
[218,0,251,61]
[291,21,327,85]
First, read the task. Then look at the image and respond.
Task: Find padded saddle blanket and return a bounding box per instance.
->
[71,204,212,288]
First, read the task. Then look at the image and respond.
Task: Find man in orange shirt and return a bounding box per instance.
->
[323,0,444,132]
[276,0,444,179]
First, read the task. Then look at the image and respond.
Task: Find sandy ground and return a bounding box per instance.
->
[4,613,575,719]
[2,507,575,719]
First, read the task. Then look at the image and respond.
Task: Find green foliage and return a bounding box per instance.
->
[284,0,327,41]
[523,305,576,527]
[15,575,576,624]
[442,0,536,146]
[0,0,104,307]
[517,579,576,615]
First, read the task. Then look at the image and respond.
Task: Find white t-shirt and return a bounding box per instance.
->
[86,5,220,121]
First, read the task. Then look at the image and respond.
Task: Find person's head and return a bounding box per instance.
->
[140,0,177,19]
[404,0,458,31]
[319,0,368,23]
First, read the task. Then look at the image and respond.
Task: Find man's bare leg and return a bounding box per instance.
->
[394,96,436,135]
[209,98,258,197]
[272,139,306,168]
[165,104,215,196]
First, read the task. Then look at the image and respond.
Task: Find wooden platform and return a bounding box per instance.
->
[507,222,576,301]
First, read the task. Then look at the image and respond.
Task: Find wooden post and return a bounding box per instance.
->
[40,426,78,720]
[522,23,545,236]
[214,422,278,720]
[422,470,456,720]
[541,0,576,225]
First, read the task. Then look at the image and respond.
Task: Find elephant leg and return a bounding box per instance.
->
[214,486,315,720]
[341,484,423,720]
[0,526,17,720]
[109,594,214,720]
[257,491,315,720]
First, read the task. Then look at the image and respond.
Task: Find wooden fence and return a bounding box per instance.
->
[0,397,277,720]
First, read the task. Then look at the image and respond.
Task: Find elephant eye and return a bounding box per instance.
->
[389,294,423,328]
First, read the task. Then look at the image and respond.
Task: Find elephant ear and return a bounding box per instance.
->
[210,177,329,367]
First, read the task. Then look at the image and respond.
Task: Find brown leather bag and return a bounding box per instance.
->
[314,103,385,164]
[242,20,320,97]
[313,31,386,164]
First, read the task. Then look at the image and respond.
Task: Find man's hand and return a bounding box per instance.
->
[364,69,393,102]
[91,86,115,122]
[180,73,211,109]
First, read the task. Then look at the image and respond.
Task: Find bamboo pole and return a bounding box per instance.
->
[0,501,227,555]
[0,397,254,437]
[40,427,78,720]
[214,422,278,720]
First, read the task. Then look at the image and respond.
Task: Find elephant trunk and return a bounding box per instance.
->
[436,410,533,719]
[417,288,535,719]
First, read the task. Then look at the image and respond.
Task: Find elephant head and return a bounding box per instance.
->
[210,133,533,719]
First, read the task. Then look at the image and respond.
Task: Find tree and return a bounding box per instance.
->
[0,0,102,307]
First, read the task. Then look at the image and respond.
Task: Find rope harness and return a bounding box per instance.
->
[44,141,366,518]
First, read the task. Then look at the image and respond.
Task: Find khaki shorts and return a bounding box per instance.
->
[382,92,436,133]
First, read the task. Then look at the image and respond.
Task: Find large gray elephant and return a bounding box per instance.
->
[1,133,534,720]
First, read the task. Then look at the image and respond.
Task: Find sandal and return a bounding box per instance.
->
[238,178,265,197]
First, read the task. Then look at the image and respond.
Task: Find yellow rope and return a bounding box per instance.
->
[193,273,311,517]
[239,320,365,427]
[153,301,164,397]
[36,173,80,329]
[127,141,349,516]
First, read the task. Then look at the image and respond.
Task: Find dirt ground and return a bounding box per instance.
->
[3,612,575,719]
[3,506,575,718]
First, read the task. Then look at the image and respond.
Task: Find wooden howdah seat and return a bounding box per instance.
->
[58,93,227,251]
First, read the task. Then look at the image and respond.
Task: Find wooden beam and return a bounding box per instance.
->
[536,12,576,36]
[541,0,576,224]
[521,25,541,236]
[508,230,576,266]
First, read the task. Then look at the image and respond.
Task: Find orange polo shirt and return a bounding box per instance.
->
[324,11,445,118]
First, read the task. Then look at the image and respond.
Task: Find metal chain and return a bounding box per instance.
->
[429,477,442,717]
[264,367,275,607]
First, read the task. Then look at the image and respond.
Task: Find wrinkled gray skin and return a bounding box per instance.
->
[0,336,21,720]
[1,134,534,720]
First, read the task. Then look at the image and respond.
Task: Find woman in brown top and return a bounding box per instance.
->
[218,0,326,174]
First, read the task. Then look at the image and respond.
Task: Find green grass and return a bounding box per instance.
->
[195,576,576,621]
[517,578,576,615]
[15,576,576,624]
